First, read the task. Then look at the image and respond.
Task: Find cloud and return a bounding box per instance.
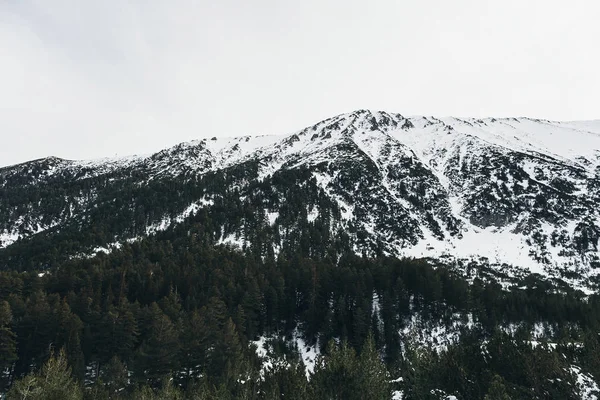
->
[1,0,599,166]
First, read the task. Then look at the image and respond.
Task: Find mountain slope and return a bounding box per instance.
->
[2,110,600,291]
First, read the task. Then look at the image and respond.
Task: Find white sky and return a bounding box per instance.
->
[1,0,599,167]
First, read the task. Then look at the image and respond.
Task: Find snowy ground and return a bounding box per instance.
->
[251,328,320,379]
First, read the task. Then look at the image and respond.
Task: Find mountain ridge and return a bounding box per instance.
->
[2,110,600,292]
[5,110,600,170]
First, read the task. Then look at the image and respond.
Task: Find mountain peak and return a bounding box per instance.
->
[2,111,600,292]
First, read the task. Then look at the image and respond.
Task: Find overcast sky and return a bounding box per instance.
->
[1,0,599,167]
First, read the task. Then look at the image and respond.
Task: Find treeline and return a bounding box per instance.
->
[0,163,347,271]
[0,235,599,398]
[5,336,392,400]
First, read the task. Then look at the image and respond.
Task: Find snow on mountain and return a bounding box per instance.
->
[206,110,599,290]
[2,109,600,292]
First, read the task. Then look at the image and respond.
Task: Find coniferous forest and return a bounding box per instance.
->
[2,118,600,399]
[1,230,599,399]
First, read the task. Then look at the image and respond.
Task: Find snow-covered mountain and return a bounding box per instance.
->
[2,110,600,292]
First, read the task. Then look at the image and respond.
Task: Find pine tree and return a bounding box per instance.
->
[310,340,358,400]
[97,302,138,366]
[0,300,18,381]
[261,361,309,400]
[484,375,511,400]
[130,379,183,400]
[217,317,244,382]
[357,334,391,400]
[101,355,129,396]
[241,277,264,340]
[55,300,85,380]
[7,348,82,400]
[180,310,207,381]
[134,303,180,384]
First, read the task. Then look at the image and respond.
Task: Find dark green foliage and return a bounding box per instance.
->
[310,340,359,399]
[310,336,390,400]
[133,302,180,384]
[484,375,511,400]
[261,361,309,400]
[0,231,599,398]
[0,300,18,386]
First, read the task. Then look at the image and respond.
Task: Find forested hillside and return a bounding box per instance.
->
[2,110,600,398]
[1,232,599,399]
[3,111,600,291]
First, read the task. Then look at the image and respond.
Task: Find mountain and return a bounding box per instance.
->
[2,109,600,292]
[3,110,600,399]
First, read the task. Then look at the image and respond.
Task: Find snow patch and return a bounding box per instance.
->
[571,366,600,400]
[146,197,214,235]
[266,211,279,226]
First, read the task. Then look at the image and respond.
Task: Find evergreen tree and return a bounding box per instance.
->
[261,361,309,400]
[134,303,180,384]
[216,317,244,382]
[0,300,18,382]
[180,310,207,382]
[310,340,359,400]
[7,348,82,400]
[101,355,129,396]
[357,334,391,400]
[484,375,511,400]
[96,302,138,367]
[130,379,183,400]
